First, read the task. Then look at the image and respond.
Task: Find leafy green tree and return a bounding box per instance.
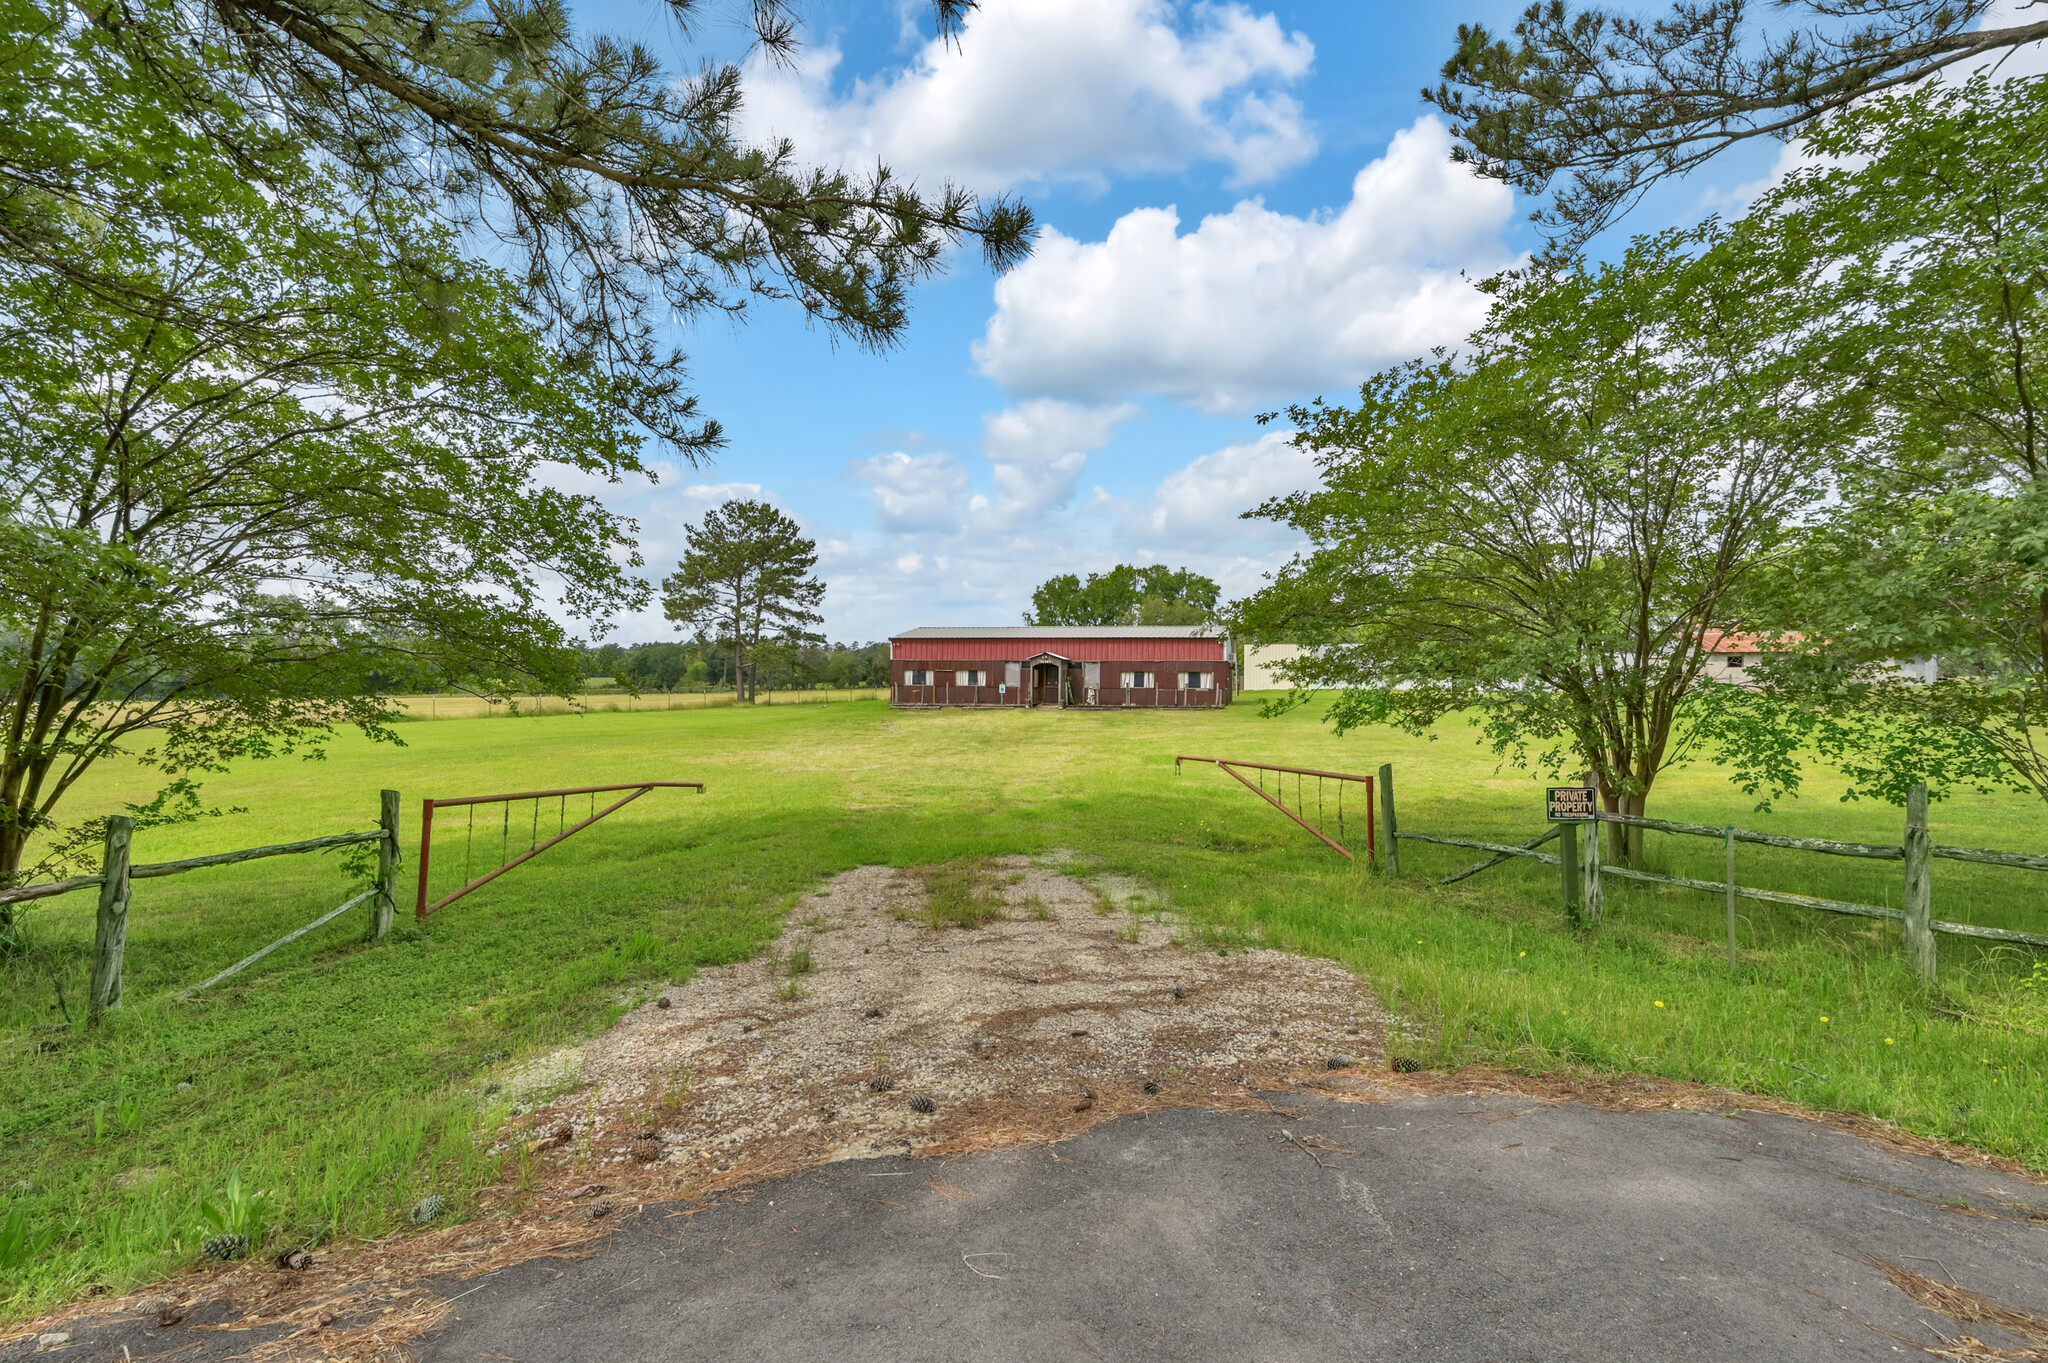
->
[0,0,304,335]
[1025,565,1219,627]
[1723,75,2048,807]
[0,167,647,921]
[1231,226,1849,860]
[1430,1,2048,246]
[3,0,1033,448]
[618,643,690,694]
[660,500,824,701]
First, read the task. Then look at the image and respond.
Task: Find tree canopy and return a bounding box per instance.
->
[0,163,647,908]
[1722,74,2048,807]
[1025,565,1220,627]
[1430,0,2048,246]
[1231,224,1849,855]
[660,499,824,700]
[4,0,1035,453]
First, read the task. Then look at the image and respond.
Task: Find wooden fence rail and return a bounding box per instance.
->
[1379,769,2047,980]
[0,830,390,906]
[1603,813,1902,861]
[1934,844,2048,872]
[0,793,402,1021]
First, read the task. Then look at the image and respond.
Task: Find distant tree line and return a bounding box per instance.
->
[579,640,890,694]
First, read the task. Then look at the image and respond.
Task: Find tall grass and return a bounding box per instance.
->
[1,696,2042,1318]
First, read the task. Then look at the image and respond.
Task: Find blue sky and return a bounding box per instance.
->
[569,0,1800,644]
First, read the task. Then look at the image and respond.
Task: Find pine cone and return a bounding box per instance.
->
[908,1095,936,1114]
[630,1137,662,1163]
[867,1076,894,1092]
[409,1194,448,1225]
[201,1233,250,1261]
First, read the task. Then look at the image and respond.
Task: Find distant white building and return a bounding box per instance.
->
[1241,643,1304,691]
[1701,631,1936,686]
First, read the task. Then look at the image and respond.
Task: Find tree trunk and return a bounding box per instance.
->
[1619,788,1647,865]
[1,801,30,943]
[0,821,25,883]
[1596,770,1651,865]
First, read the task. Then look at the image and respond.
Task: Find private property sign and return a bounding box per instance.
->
[1547,786,1598,821]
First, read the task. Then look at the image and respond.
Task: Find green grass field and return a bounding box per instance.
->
[3,696,2045,1317]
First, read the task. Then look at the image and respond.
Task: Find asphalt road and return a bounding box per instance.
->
[15,1089,2044,1362]
[415,1090,2048,1363]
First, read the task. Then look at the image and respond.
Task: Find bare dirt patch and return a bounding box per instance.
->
[542,857,1386,1185]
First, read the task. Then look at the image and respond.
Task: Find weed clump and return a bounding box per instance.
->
[198,1169,271,1256]
[914,863,1006,930]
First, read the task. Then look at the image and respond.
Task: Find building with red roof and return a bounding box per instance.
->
[889,626,1233,709]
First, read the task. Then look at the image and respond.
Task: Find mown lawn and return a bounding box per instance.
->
[3,695,2044,1317]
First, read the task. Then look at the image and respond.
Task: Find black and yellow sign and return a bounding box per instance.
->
[1547,786,1598,822]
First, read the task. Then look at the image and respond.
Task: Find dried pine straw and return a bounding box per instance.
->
[1864,1257,2048,1341]
[1791,1256,2048,1362]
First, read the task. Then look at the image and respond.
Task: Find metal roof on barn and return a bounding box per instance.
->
[891,626,1220,639]
[890,625,1229,663]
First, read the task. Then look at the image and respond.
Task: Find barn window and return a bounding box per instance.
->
[907,669,931,686]
[1182,671,1212,689]
[1120,670,1152,688]
[957,669,986,686]
[1726,655,1745,668]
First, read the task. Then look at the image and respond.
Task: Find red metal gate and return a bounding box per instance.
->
[1176,756,1375,862]
[415,781,703,917]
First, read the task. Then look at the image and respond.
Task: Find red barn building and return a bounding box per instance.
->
[889,626,1234,709]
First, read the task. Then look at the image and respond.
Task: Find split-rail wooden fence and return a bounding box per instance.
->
[0,792,401,1020]
[1375,765,2047,981]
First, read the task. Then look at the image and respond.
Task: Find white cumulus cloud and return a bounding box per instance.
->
[852,401,1138,536]
[1124,429,1314,547]
[740,0,1317,190]
[851,451,970,534]
[978,399,1139,524]
[821,422,1317,638]
[974,116,1520,414]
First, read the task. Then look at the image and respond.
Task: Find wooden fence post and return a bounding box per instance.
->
[1558,814,1582,922]
[1378,763,1400,876]
[374,789,400,941]
[1582,817,1603,923]
[1903,782,1936,984]
[1724,826,1739,968]
[89,816,135,1022]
